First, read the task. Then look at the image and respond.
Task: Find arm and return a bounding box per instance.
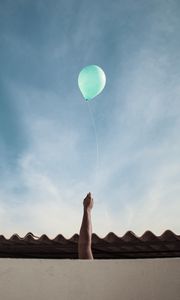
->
[78,192,94,259]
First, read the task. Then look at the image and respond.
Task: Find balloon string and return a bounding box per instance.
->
[87,101,99,178]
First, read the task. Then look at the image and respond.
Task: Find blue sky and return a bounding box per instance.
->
[0,0,180,237]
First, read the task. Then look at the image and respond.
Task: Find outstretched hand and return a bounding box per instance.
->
[83,192,94,211]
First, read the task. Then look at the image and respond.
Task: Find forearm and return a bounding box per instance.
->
[79,209,92,244]
[78,209,93,259]
[78,192,94,259]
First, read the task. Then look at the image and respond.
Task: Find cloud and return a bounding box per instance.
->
[0,0,180,237]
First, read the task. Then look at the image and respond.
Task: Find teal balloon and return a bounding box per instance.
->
[78,65,106,101]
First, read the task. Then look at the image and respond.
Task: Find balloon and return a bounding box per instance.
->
[78,65,106,101]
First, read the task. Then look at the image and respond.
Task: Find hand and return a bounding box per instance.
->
[83,192,94,211]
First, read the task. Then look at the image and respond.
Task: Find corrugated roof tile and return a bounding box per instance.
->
[0,230,179,259]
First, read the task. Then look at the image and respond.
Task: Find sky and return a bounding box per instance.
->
[0,0,180,238]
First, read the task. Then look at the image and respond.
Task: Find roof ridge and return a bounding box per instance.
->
[121,231,139,242]
[140,231,160,241]
[1,230,180,241]
[104,232,120,242]
[159,230,180,241]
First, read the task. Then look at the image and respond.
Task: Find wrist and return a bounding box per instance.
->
[84,208,91,214]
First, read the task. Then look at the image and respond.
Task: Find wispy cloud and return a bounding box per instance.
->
[0,0,180,237]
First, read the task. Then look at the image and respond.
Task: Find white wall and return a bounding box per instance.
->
[0,258,179,300]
